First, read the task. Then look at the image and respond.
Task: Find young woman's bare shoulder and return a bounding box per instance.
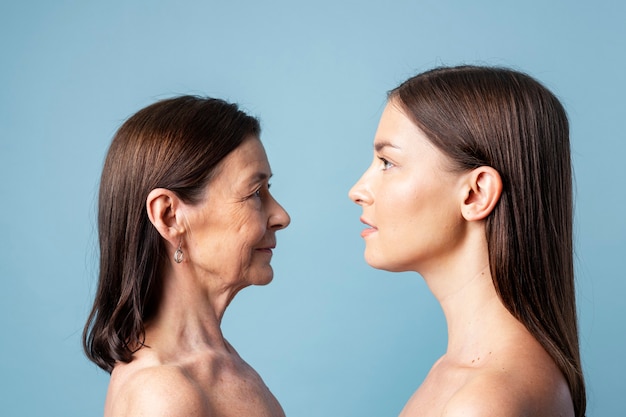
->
[441,367,572,417]
[108,365,208,417]
[440,371,528,417]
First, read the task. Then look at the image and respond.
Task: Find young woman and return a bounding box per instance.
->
[350,66,585,417]
[84,96,290,417]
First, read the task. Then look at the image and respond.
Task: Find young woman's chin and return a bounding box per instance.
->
[364,252,412,273]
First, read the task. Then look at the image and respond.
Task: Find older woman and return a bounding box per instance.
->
[350,66,585,417]
[83,96,290,417]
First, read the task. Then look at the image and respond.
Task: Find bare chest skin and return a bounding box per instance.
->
[104,346,285,417]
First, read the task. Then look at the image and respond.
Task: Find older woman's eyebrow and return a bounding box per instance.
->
[247,172,273,185]
[374,140,400,152]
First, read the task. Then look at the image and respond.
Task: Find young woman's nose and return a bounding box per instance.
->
[349,172,373,206]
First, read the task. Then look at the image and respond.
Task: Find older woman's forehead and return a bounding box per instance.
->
[235,141,270,169]
[213,139,272,181]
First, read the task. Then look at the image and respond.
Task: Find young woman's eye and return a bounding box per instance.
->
[379,157,394,170]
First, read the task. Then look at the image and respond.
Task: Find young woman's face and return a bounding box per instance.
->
[182,137,290,288]
[349,100,466,274]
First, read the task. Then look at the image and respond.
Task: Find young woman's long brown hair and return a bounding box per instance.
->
[83,96,260,373]
[390,66,585,417]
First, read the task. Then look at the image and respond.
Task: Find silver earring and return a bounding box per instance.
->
[174,242,183,264]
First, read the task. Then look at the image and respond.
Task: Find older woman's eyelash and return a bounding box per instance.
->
[252,183,272,198]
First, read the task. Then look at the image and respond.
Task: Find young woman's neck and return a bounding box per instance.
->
[421,236,522,363]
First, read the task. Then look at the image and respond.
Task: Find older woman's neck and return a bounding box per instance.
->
[144,267,239,356]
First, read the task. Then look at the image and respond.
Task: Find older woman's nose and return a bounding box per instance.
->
[269,198,291,230]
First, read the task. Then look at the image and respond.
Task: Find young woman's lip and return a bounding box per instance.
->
[360,217,378,237]
[360,217,376,228]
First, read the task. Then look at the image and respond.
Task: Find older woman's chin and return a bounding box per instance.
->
[244,267,275,287]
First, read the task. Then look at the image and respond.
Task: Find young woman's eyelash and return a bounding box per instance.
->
[379,157,394,170]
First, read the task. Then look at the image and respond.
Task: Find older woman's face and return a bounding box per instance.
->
[348,101,465,274]
[182,137,290,289]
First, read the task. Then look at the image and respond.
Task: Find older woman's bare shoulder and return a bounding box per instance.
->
[105,362,208,417]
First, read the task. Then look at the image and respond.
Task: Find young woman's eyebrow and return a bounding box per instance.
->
[374,141,400,152]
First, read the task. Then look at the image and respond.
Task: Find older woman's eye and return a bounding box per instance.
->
[252,183,271,199]
[379,157,394,170]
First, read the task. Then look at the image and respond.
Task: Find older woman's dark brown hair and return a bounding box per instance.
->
[84,96,290,417]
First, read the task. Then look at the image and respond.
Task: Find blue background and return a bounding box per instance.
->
[1,1,624,416]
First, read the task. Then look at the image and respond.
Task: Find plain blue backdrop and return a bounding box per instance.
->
[1,1,624,416]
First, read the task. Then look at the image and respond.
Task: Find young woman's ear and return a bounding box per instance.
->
[461,166,502,221]
[146,188,185,246]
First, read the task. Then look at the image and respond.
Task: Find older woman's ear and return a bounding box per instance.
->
[146,188,186,245]
[461,166,502,221]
